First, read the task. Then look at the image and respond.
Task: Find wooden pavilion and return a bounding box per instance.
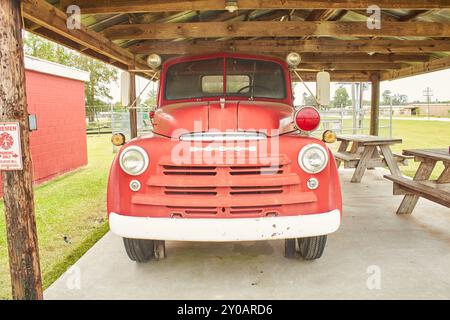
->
[1,0,450,299]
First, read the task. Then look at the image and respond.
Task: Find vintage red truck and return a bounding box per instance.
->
[107,52,342,262]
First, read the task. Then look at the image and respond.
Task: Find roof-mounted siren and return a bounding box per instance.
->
[225,0,239,12]
[316,71,331,107]
[147,54,162,70]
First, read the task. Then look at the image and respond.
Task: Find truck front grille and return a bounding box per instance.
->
[166,205,282,216]
[162,164,284,176]
[163,165,217,176]
[136,155,307,218]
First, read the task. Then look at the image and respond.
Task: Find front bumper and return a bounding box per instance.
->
[109,209,341,242]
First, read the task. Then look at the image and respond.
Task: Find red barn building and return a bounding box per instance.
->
[0,56,89,192]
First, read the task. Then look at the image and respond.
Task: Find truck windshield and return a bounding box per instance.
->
[164,57,286,100]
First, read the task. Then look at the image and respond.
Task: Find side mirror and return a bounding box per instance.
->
[120,71,130,107]
[316,71,330,106]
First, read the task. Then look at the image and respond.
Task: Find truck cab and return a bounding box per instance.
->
[107,52,342,262]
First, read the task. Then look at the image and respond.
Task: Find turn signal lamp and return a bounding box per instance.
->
[294,107,321,132]
[322,130,337,143]
[111,133,126,146]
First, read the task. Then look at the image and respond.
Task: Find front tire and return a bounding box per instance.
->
[123,238,155,262]
[297,235,327,260]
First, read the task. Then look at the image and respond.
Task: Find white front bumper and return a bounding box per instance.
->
[109,210,341,242]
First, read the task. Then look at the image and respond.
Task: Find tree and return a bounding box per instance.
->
[392,94,408,105]
[302,92,316,106]
[332,86,350,108]
[382,90,392,105]
[24,33,118,121]
[73,55,118,114]
[381,90,408,106]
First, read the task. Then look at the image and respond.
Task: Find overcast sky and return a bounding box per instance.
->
[109,68,450,105]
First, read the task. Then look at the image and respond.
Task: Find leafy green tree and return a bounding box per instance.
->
[332,86,350,108]
[24,32,118,121]
[302,92,316,106]
[382,90,392,105]
[392,94,408,105]
[142,86,158,108]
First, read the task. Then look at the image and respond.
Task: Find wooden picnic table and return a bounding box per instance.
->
[384,148,450,214]
[333,134,408,183]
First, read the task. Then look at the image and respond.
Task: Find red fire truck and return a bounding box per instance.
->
[108,52,342,262]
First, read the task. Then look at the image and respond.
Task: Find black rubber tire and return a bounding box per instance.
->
[297,235,327,260]
[123,238,155,262]
[284,239,297,259]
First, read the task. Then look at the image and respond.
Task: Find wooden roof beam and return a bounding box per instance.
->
[293,71,371,82]
[298,63,407,70]
[381,55,450,80]
[103,21,450,40]
[59,1,450,15]
[130,39,450,55]
[297,53,430,63]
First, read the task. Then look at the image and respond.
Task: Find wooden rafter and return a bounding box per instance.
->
[297,63,407,70]
[381,55,450,80]
[398,9,434,21]
[293,71,371,82]
[59,0,450,14]
[296,53,430,63]
[103,21,450,40]
[129,39,450,55]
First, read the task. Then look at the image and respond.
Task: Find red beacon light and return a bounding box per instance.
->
[294,107,321,132]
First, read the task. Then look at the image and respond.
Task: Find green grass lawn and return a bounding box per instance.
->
[0,134,115,299]
[0,119,448,299]
[390,120,450,178]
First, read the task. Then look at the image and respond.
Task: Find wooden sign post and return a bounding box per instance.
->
[0,0,43,300]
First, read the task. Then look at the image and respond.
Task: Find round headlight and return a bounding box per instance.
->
[119,146,149,176]
[298,144,328,174]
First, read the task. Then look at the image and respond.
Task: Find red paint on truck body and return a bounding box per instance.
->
[107,53,342,222]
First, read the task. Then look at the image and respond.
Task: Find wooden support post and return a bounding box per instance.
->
[0,0,43,300]
[129,69,138,138]
[370,72,380,136]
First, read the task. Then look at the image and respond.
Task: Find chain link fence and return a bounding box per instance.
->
[317,107,393,138]
[86,105,153,136]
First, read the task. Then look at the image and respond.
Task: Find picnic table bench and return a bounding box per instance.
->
[333,134,411,183]
[384,148,450,214]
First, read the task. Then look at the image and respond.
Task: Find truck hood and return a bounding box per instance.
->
[152,101,295,138]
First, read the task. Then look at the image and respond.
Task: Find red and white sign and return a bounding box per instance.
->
[0,122,23,170]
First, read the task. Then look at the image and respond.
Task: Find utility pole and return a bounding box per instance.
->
[423,87,433,120]
[0,0,43,299]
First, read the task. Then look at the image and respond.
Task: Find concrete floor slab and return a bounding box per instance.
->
[44,169,450,300]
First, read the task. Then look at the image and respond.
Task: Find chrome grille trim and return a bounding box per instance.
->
[180,131,267,141]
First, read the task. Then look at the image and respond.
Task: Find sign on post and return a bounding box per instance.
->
[0,122,23,170]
